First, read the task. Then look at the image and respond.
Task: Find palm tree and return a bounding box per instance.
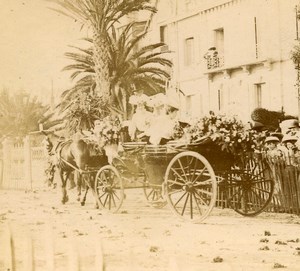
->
[48,0,156,107]
[60,24,172,119]
[59,38,97,115]
[108,23,172,116]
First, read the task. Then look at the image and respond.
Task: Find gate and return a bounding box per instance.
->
[0,134,48,190]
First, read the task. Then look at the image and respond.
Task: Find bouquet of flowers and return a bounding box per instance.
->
[93,116,122,145]
[185,112,267,155]
[172,121,185,140]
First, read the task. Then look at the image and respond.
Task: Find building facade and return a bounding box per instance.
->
[143,0,300,121]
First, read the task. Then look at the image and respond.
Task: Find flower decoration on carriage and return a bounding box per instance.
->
[185,111,267,155]
[93,116,122,145]
[172,121,185,140]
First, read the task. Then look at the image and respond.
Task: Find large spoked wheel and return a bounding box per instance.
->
[226,155,274,216]
[164,151,217,223]
[143,183,167,209]
[94,165,124,213]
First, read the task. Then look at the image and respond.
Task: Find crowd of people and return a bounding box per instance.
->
[264,119,300,166]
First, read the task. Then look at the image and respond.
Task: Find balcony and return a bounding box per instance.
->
[204,47,224,70]
[203,47,273,81]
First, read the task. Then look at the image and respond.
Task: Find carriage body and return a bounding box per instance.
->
[94,138,274,223]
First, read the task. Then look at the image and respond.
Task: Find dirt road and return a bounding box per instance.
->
[0,188,300,271]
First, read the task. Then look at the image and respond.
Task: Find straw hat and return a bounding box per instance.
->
[265,136,280,144]
[165,96,180,110]
[148,93,166,108]
[282,134,298,143]
[270,132,284,140]
[129,93,149,105]
[280,119,299,130]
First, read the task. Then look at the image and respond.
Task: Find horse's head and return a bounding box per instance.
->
[41,134,53,155]
[42,131,64,155]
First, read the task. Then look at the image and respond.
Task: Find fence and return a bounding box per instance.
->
[0,223,182,271]
[267,157,300,214]
[0,134,48,190]
[214,155,300,215]
[0,224,105,271]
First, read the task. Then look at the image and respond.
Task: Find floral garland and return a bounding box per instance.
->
[184,112,267,155]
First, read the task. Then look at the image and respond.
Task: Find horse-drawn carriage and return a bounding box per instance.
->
[93,137,274,223]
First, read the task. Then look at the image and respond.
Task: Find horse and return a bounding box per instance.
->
[43,132,109,206]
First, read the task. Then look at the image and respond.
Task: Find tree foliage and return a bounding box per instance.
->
[59,24,172,128]
[0,90,53,137]
[48,0,156,104]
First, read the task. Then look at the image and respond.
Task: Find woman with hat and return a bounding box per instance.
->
[264,136,282,157]
[279,134,298,165]
[279,119,299,134]
[128,93,152,141]
[148,97,180,145]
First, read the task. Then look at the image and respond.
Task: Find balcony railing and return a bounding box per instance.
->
[204,48,224,69]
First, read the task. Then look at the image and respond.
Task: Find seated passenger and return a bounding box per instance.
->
[128,93,152,142]
[148,98,180,145]
[147,93,166,117]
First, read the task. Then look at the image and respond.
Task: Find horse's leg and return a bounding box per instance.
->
[91,187,99,209]
[81,173,99,209]
[80,174,89,206]
[69,172,76,190]
[81,185,89,206]
[88,173,99,209]
[76,171,82,202]
[59,170,70,204]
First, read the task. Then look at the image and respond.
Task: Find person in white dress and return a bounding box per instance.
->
[148,97,180,145]
[128,93,152,141]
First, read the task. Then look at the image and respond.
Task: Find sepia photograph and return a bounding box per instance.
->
[0,0,300,270]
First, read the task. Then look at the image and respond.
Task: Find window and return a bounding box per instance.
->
[160,25,168,43]
[186,95,192,115]
[133,21,146,37]
[214,28,224,63]
[218,89,224,111]
[132,21,146,53]
[184,37,194,66]
[254,83,265,108]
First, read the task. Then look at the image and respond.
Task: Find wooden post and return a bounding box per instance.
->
[2,138,11,189]
[3,224,14,271]
[68,238,80,271]
[45,225,54,271]
[95,238,104,271]
[24,231,34,271]
[24,135,32,190]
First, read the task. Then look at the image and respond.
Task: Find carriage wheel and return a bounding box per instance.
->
[94,165,124,213]
[164,151,217,223]
[143,183,167,209]
[226,156,274,216]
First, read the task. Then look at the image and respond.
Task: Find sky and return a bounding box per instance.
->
[0,0,87,104]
